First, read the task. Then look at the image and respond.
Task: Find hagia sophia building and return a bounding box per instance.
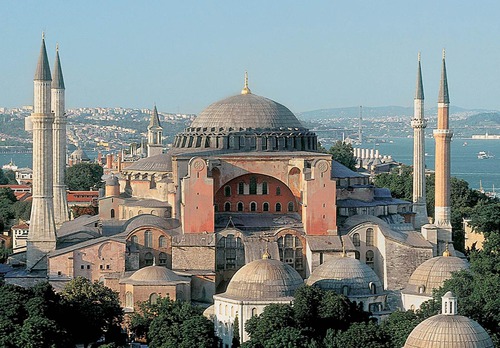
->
[5,36,494,347]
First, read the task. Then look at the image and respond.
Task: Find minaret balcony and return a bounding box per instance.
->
[411,119,427,128]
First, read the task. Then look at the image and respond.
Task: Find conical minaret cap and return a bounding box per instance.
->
[415,53,424,100]
[35,34,52,81]
[148,105,161,128]
[438,49,449,104]
[52,44,65,89]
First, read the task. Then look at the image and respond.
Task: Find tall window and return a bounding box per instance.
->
[125,292,133,308]
[224,186,231,197]
[275,202,282,212]
[217,234,245,270]
[276,186,281,195]
[145,230,153,248]
[366,228,374,246]
[352,233,360,247]
[131,235,138,245]
[238,182,244,195]
[145,252,154,266]
[149,293,158,304]
[224,202,231,212]
[159,252,168,265]
[110,209,115,218]
[262,182,268,195]
[250,202,257,212]
[366,250,374,269]
[237,202,244,212]
[159,236,167,248]
[263,202,269,212]
[287,201,294,212]
[277,234,303,271]
[249,176,257,194]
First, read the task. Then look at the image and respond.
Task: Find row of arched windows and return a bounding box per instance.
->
[130,233,168,249]
[224,182,281,196]
[222,201,294,213]
[352,228,374,247]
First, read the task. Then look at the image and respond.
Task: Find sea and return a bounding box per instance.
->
[1,138,500,192]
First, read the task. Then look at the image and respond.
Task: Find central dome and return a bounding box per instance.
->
[190,93,304,130]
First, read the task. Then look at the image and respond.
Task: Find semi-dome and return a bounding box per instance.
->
[306,255,383,296]
[404,292,494,348]
[124,265,187,285]
[223,258,303,300]
[404,253,469,296]
[191,93,304,130]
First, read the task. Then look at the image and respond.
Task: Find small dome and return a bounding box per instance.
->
[404,255,469,296]
[125,265,186,285]
[105,175,119,186]
[70,148,90,161]
[404,315,494,348]
[190,93,304,130]
[224,259,303,300]
[306,256,382,296]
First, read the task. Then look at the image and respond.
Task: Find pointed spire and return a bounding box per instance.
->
[241,71,251,95]
[35,33,52,81]
[438,49,449,103]
[415,52,424,100]
[148,105,161,128]
[52,44,65,89]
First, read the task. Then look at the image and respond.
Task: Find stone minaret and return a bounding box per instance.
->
[411,53,428,228]
[27,35,57,270]
[433,50,453,247]
[52,44,69,226]
[147,105,163,157]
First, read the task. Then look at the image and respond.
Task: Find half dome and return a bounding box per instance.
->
[124,265,187,285]
[224,258,303,300]
[191,93,304,130]
[306,256,383,296]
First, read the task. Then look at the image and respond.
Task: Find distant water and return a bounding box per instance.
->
[1,140,499,191]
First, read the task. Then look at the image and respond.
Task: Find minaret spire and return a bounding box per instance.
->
[412,52,428,228]
[27,35,57,270]
[52,44,69,226]
[147,104,163,157]
[433,49,453,252]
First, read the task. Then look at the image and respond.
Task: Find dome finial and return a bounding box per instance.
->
[443,244,451,257]
[241,71,251,95]
[441,291,457,315]
[262,244,271,259]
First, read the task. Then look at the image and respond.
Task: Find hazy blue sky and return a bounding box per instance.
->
[2,1,500,113]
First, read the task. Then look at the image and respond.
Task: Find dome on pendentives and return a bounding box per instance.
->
[123,261,188,285]
[222,257,304,300]
[404,292,494,348]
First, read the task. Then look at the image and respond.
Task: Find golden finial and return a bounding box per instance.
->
[418,52,421,62]
[443,244,451,257]
[241,71,251,95]
[442,48,446,60]
[262,244,271,259]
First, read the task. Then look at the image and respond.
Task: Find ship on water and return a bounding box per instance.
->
[477,151,494,159]
[472,133,500,140]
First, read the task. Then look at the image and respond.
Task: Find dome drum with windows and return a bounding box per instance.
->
[173,73,317,152]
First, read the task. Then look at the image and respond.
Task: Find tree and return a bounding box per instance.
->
[232,315,241,348]
[328,141,356,171]
[131,297,218,348]
[381,310,422,348]
[326,321,389,348]
[12,200,31,221]
[65,163,104,190]
[244,304,296,347]
[59,277,123,348]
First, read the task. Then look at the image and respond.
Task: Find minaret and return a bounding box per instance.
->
[27,34,57,270]
[147,105,163,157]
[411,53,428,228]
[52,44,69,226]
[433,49,453,248]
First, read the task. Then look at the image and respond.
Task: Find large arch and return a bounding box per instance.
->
[214,173,298,214]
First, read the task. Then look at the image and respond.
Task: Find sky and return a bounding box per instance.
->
[2,1,500,114]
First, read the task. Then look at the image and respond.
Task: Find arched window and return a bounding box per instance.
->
[125,291,133,308]
[251,308,257,316]
[352,233,360,247]
[262,182,268,195]
[224,202,231,212]
[354,250,360,260]
[131,235,138,245]
[149,293,158,304]
[217,234,245,270]
[369,282,377,294]
[159,236,167,248]
[159,252,168,265]
[287,201,294,212]
[263,202,269,212]
[144,252,154,266]
[342,285,349,296]
[238,182,244,195]
[237,202,244,212]
[366,228,374,246]
[224,186,231,197]
[144,230,153,247]
[276,186,281,195]
[366,250,374,269]
[249,176,257,194]
[277,234,303,271]
[110,209,115,218]
[275,202,282,212]
[250,202,257,212]
[138,210,143,215]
